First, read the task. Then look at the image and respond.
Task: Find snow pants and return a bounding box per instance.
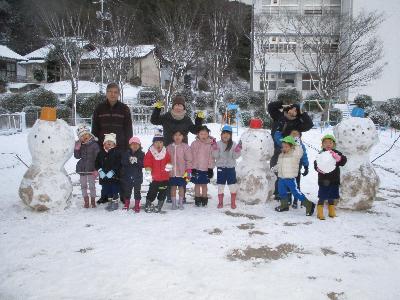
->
[146,181,169,203]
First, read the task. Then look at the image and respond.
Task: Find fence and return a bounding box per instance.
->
[0,113,26,135]
[130,105,158,135]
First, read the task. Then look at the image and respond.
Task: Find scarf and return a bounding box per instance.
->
[150,145,167,160]
[170,109,186,121]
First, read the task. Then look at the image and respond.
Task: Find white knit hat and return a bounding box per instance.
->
[103,133,117,145]
[77,124,98,141]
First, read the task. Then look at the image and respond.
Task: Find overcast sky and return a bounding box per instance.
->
[350,0,400,101]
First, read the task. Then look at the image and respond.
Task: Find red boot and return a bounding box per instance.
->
[231,193,237,209]
[83,196,89,208]
[217,194,224,209]
[123,199,130,210]
[90,197,96,208]
[134,200,141,213]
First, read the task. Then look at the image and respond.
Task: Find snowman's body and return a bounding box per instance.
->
[236,128,276,204]
[333,117,379,210]
[19,119,75,211]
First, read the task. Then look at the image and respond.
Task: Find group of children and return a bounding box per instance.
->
[74,123,242,214]
[74,122,347,220]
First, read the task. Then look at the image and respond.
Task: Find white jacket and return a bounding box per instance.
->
[277,145,303,178]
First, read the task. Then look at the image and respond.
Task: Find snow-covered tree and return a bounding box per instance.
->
[354,94,373,109]
[380,98,400,118]
[42,10,90,125]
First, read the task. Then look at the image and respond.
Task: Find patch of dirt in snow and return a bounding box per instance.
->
[374,196,388,202]
[353,235,365,239]
[321,248,338,256]
[327,291,345,300]
[341,251,356,259]
[248,230,267,236]
[224,210,264,220]
[227,243,305,262]
[76,247,94,254]
[206,228,223,235]
[237,223,255,230]
[283,221,313,226]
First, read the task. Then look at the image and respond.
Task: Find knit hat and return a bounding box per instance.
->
[152,132,164,143]
[172,95,185,108]
[280,135,296,146]
[76,124,98,141]
[103,133,117,145]
[129,136,141,145]
[221,124,233,133]
[321,134,336,144]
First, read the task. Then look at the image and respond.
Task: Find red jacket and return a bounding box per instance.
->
[144,146,171,182]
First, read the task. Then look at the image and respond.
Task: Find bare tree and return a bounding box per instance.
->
[253,14,274,112]
[280,11,386,117]
[42,10,90,125]
[206,6,235,122]
[156,3,200,108]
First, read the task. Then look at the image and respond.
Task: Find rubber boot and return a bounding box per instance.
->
[144,199,153,213]
[83,196,89,208]
[217,194,224,209]
[105,198,114,211]
[178,198,184,210]
[317,205,325,220]
[156,199,165,213]
[194,196,201,207]
[230,193,237,209]
[292,198,298,209]
[134,200,140,213]
[171,197,178,210]
[304,198,316,216]
[275,197,289,212]
[123,199,130,210]
[328,205,336,218]
[90,197,96,208]
[201,197,208,207]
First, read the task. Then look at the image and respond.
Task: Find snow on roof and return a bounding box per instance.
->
[41,80,142,100]
[0,45,27,61]
[19,59,46,65]
[24,45,54,60]
[82,45,155,60]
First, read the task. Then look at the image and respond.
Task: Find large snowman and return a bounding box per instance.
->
[333,117,379,210]
[237,118,276,204]
[19,107,75,211]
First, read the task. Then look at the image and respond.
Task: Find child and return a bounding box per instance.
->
[167,130,192,210]
[143,132,171,213]
[121,137,145,213]
[314,134,347,220]
[74,124,100,208]
[273,129,309,208]
[191,125,215,207]
[212,125,242,209]
[95,133,121,211]
[275,135,315,216]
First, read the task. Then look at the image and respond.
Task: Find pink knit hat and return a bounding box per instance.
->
[129,136,141,145]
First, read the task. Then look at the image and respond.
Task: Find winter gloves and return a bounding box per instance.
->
[330,150,342,162]
[211,138,218,150]
[234,141,242,153]
[165,163,173,172]
[74,141,81,150]
[98,168,115,179]
[196,111,205,119]
[154,101,164,109]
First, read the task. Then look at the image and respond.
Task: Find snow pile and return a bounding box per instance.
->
[334,117,380,210]
[19,118,75,211]
[236,128,275,204]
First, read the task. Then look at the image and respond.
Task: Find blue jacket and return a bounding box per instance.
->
[273,131,309,168]
[120,148,145,185]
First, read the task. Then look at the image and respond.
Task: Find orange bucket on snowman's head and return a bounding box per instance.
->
[40,107,57,121]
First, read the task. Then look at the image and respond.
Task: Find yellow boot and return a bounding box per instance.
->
[317,205,325,220]
[328,205,336,218]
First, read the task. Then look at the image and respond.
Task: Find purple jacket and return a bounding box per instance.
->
[167,143,192,177]
[190,137,215,171]
[74,139,100,174]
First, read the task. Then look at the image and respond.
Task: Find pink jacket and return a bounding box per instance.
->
[190,137,215,171]
[167,143,192,177]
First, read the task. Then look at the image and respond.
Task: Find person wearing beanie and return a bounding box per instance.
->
[120,136,145,213]
[212,125,242,209]
[167,129,193,210]
[274,135,315,216]
[314,134,347,220]
[74,124,100,208]
[190,125,215,207]
[95,133,121,211]
[143,131,171,213]
[151,94,205,146]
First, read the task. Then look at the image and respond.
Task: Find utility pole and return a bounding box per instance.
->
[250,0,255,91]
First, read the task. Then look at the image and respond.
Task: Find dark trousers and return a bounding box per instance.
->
[121,183,142,200]
[102,183,119,199]
[146,181,169,203]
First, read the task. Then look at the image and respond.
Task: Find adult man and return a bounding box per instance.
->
[92,83,133,151]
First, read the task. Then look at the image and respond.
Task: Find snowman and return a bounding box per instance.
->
[19,107,75,211]
[333,117,379,210]
[237,118,276,204]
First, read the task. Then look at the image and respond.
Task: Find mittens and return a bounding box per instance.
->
[234,142,242,153]
[74,141,81,150]
[154,100,164,109]
[106,170,115,179]
[211,138,218,151]
[330,151,342,162]
[196,111,205,119]
[207,168,214,179]
[129,156,138,164]
[98,169,106,179]
[165,163,173,172]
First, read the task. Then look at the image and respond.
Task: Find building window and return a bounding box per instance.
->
[0,61,17,81]
[260,73,277,91]
[302,73,319,90]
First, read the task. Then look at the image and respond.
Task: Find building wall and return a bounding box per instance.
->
[134,53,160,88]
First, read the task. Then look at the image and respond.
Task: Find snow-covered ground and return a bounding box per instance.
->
[0,124,399,300]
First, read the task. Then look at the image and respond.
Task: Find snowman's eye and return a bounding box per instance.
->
[48,136,51,139]
[34,135,37,138]
[352,129,355,131]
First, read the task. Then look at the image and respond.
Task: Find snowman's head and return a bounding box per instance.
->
[28,119,75,168]
[333,117,378,154]
[240,128,274,161]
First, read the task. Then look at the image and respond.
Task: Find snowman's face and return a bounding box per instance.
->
[28,119,75,167]
[240,128,274,160]
[334,117,378,154]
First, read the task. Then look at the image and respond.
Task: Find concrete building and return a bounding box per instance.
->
[251,0,353,100]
